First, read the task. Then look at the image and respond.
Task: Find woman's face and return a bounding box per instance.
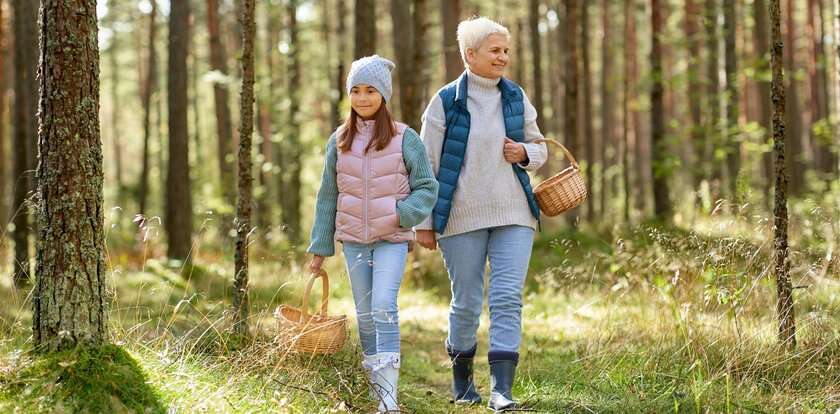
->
[466,33,510,78]
[350,84,383,119]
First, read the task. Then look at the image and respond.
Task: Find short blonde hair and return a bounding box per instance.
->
[456,17,511,65]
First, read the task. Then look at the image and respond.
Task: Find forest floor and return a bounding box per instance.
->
[0,218,839,413]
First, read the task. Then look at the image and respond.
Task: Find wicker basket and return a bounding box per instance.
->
[533,138,587,216]
[275,270,347,355]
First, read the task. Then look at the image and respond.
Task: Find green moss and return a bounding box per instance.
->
[1,344,165,413]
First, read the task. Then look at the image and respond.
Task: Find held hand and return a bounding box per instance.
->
[308,255,326,275]
[416,230,437,251]
[503,138,528,164]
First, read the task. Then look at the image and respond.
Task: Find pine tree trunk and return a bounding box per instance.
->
[529,0,545,132]
[279,0,302,243]
[754,0,774,208]
[207,0,236,209]
[685,0,705,197]
[441,0,462,82]
[233,0,256,337]
[601,0,613,219]
[807,0,836,181]
[139,0,157,217]
[11,0,39,287]
[623,0,635,222]
[108,15,124,204]
[513,17,525,84]
[581,1,595,221]
[651,0,672,220]
[768,0,796,349]
[0,0,5,230]
[391,0,412,121]
[563,0,580,224]
[166,0,194,262]
[256,4,275,229]
[33,0,107,352]
[724,0,740,200]
[784,0,806,195]
[706,0,723,201]
[354,0,376,59]
[333,0,347,129]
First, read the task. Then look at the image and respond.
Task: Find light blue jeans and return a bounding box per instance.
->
[439,225,534,355]
[342,241,408,356]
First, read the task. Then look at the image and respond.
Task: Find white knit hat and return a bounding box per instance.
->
[345,55,395,103]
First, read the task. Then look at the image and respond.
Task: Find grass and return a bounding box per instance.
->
[0,213,838,413]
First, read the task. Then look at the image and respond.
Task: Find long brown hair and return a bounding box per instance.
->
[337,104,397,153]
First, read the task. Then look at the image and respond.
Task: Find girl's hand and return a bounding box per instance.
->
[416,230,437,250]
[308,255,326,275]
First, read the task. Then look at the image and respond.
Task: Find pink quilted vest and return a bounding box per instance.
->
[335,120,413,244]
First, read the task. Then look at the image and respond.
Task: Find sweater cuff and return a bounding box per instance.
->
[518,142,545,171]
[415,216,434,231]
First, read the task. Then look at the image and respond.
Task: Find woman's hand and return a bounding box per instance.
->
[416,230,437,250]
[308,255,326,274]
[503,138,528,164]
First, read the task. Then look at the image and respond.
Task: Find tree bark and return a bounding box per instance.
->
[529,0,545,132]
[139,0,157,216]
[601,0,614,219]
[279,0,302,243]
[706,0,723,200]
[623,0,635,222]
[441,0,462,82]
[784,0,805,195]
[166,0,193,262]
[685,0,705,196]
[33,0,107,352]
[333,0,347,129]
[563,0,580,224]
[651,0,672,220]
[233,0,256,337]
[256,2,276,229]
[391,0,412,120]
[11,0,39,287]
[768,0,796,348]
[754,0,774,207]
[207,0,236,209]
[107,8,124,204]
[724,0,740,200]
[354,0,376,59]
[581,1,595,221]
[807,0,836,181]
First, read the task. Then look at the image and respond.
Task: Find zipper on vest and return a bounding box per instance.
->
[363,146,369,242]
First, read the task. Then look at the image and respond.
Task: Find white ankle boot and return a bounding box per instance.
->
[364,353,400,413]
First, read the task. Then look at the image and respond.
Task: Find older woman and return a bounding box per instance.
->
[415,17,547,412]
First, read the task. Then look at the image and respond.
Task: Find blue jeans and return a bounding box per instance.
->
[439,225,534,355]
[342,241,408,356]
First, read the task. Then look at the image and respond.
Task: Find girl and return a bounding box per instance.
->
[307,55,438,413]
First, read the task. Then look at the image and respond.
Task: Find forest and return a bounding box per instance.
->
[0,0,838,413]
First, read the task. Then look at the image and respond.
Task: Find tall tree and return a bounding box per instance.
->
[166,0,194,262]
[390,0,411,119]
[685,0,705,196]
[354,0,376,58]
[256,2,277,229]
[0,0,6,229]
[563,0,580,224]
[11,0,39,287]
[784,0,805,194]
[33,0,107,351]
[807,0,836,181]
[528,0,545,131]
[581,0,595,221]
[441,0,462,82]
[622,0,635,221]
[754,0,775,205]
[601,0,614,218]
[234,0,256,337]
[723,0,740,199]
[768,0,796,348]
[651,0,672,220]
[139,0,158,216]
[332,0,348,129]
[705,0,723,200]
[279,0,302,243]
[207,0,236,207]
[106,5,124,203]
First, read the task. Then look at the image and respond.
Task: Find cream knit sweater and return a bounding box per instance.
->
[417,69,548,238]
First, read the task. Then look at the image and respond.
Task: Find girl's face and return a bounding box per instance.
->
[350,84,383,119]
[465,33,510,79]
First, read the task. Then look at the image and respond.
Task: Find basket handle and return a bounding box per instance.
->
[300,269,330,321]
[534,138,581,170]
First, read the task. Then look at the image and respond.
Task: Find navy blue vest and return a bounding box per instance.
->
[432,72,541,233]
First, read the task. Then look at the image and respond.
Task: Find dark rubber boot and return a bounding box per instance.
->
[487,359,517,412]
[447,343,481,405]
